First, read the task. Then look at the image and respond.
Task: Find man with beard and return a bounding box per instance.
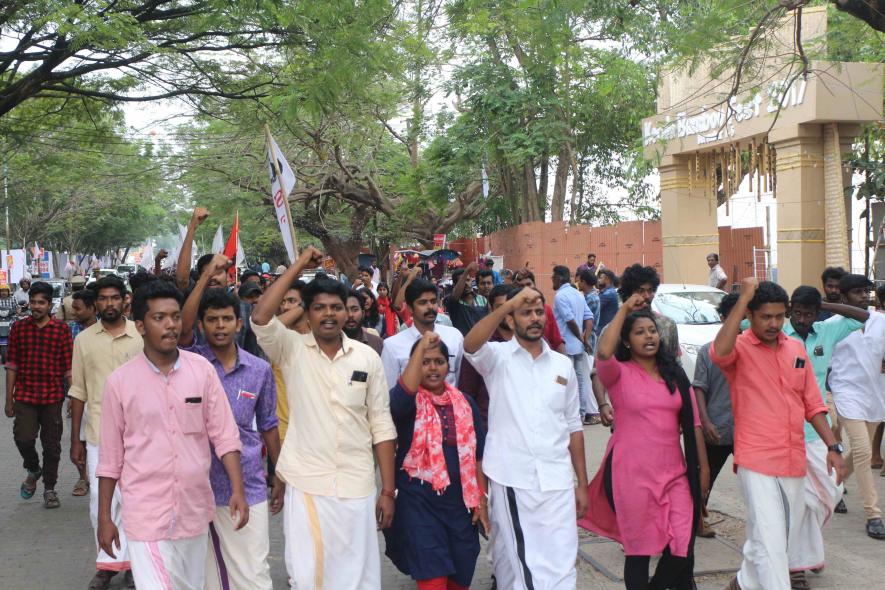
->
[817,267,847,321]
[69,275,144,589]
[447,263,493,336]
[66,288,96,497]
[464,286,587,590]
[828,274,885,540]
[383,278,465,389]
[178,255,280,590]
[5,281,73,511]
[344,290,383,355]
[97,280,246,589]
[512,269,565,353]
[251,247,396,590]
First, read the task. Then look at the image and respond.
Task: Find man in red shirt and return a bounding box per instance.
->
[712,278,846,590]
[4,281,73,509]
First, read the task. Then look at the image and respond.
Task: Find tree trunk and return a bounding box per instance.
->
[523,162,541,221]
[550,145,570,221]
[322,235,362,280]
[538,154,549,204]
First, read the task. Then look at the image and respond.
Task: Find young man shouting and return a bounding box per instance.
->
[97,280,247,590]
[713,279,845,590]
[180,254,281,589]
[251,247,396,590]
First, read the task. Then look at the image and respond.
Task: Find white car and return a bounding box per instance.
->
[651,284,727,381]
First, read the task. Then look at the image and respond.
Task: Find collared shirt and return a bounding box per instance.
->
[68,320,143,445]
[382,324,464,390]
[711,331,827,478]
[784,316,863,440]
[595,287,619,335]
[96,352,242,542]
[185,343,277,507]
[465,338,581,492]
[692,343,734,445]
[829,312,885,422]
[6,316,72,405]
[351,327,383,356]
[253,317,396,498]
[446,294,489,336]
[553,283,594,355]
[708,264,727,288]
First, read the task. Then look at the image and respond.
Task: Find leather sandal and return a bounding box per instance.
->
[790,571,810,590]
[724,577,741,590]
[20,469,42,499]
[88,570,116,590]
[43,489,60,509]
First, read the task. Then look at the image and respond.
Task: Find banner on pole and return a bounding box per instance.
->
[433,234,446,249]
[266,133,298,263]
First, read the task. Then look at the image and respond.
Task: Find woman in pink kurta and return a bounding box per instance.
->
[578,297,709,590]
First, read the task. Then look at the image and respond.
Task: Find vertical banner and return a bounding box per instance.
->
[265,126,299,263]
[433,234,447,249]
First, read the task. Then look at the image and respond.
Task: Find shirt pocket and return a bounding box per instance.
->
[787,368,807,394]
[181,403,205,434]
[339,382,368,410]
[547,383,568,415]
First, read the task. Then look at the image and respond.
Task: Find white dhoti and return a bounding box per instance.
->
[488,480,577,590]
[283,486,380,590]
[736,467,805,590]
[129,535,206,590]
[205,500,272,590]
[788,440,843,572]
[87,442,130,571]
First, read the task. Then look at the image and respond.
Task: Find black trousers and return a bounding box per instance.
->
[604,452,696,590]
[13,400,64,489]
[705,443,734,502]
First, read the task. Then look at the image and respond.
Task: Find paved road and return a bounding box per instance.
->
[1,368,883,589]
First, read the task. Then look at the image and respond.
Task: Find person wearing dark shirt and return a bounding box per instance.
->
[446,264,491,336]
[345,290,384,355]
[817,266,847,321]
[595,269,620,335]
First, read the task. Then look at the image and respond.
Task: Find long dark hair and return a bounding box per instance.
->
[615,310,682,394]
[361,288,380,327]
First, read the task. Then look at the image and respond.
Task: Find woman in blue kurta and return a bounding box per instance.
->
[384,331,489,590]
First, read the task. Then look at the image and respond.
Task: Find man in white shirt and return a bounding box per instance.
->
[707,253,728,290]
[381,278,464,389]
[464,286,588,590]
[829,274,885,540]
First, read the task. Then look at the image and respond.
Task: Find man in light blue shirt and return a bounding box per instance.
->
[552,265,596,424]
[782,285,869,584]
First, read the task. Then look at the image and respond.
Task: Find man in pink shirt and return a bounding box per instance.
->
[712,278,845,590]
[96,280,248,590]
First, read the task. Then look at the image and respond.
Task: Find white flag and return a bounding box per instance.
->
[142,239,154,267]
[212,224,224,253]
[266,133,297,263]
[236,234,245,268]
[481,164,489,198]
[167,224,188,269]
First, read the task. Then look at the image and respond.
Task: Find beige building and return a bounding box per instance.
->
[644,7,882,290]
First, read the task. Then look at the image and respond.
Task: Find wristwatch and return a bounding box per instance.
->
[828,443,844,454]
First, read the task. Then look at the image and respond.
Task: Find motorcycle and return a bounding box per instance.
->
[0,308,14,363]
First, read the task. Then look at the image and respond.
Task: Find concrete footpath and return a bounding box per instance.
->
[1,374,882,588]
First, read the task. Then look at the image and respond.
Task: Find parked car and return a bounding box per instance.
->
[115,264,137,278]
[46,278,71,317]
[651,284,726,381]
[86,268,118,286]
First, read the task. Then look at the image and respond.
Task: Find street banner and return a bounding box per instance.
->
[265,126,299,263]
[433,234,446,249]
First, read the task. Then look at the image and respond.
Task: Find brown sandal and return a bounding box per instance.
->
[72,478,90,496]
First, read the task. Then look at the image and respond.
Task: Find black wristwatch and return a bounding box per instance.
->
[828,443,844,454]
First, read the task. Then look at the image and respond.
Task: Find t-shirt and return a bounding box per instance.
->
[708,265,727,288]
[445,295,489,337]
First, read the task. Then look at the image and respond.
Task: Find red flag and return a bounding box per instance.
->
[223,211,239,281]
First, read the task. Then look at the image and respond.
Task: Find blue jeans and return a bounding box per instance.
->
[571,353,597,416]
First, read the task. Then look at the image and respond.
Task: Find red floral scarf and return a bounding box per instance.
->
[402,382,481,509]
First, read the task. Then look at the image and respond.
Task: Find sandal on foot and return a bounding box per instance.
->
[871,461,883,470]
[790,571,810,590]
[20,469,42,499]
[43,489,60,509]
[88,570,116,590]
[72,478,89,496]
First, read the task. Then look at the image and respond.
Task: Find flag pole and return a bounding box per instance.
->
[264,124,300,259]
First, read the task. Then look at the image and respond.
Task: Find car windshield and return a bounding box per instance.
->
[51,284,64,298]
[654,292,724,325]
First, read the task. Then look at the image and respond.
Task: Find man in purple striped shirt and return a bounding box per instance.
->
[180,254,281,590]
